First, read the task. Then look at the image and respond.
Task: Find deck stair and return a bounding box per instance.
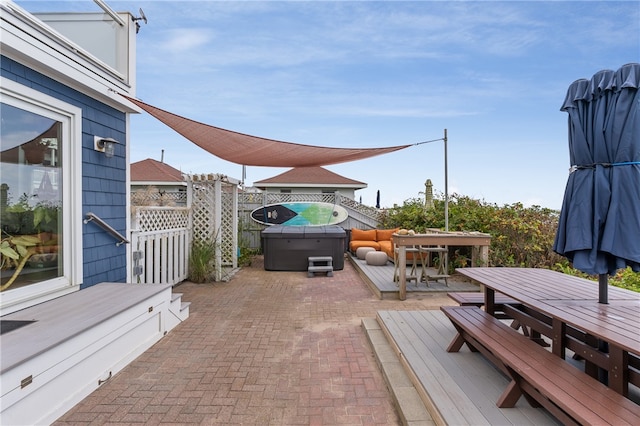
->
[0,282,189,425]
[308,256,333,277]
[367,310,564,425]
[167,292,191,330]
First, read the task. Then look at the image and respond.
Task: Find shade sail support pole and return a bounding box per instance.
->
[417,129,449,231]
[444,128,448,232]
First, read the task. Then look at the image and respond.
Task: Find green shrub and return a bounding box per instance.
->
[188,239,216,283]
[380,193,638,292]
[612,267,640,291]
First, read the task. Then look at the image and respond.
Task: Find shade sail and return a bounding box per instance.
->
[553,63,640,295]
[121,94,413,167]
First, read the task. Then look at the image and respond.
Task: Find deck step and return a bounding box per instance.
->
[168,292,190,329]
[0,283,176,425]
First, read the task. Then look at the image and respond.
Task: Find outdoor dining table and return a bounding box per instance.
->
[457,267,640,398]
[391,229,491,300]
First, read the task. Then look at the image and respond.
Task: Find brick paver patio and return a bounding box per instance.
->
[54,256,454,425]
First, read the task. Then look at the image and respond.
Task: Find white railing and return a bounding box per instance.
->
[130,207,191,285]
[130,227,191,284]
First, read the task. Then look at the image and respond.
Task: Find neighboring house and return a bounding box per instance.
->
[131,158,187,206]
[253,166,367,199]
[0,2,187,424]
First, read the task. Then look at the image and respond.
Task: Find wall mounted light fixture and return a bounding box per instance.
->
[94,136,120,158]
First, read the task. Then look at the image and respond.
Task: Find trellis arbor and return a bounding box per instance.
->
[131,174,239,283]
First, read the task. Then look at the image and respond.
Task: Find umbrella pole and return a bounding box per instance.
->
[596,275,609,383]
[598,273,608,304]
[596,273,609,383]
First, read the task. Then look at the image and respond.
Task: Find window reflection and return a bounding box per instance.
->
[1,103,63,291]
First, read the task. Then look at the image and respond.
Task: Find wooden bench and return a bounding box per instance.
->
[447,291,519,307]
[441,306,640,426]
[459,294,640,375]
[447,291,524,325]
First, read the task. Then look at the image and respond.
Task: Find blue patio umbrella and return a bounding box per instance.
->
[553,63,640,303]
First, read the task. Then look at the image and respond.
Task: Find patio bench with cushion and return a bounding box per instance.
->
[441,305,640,426]
[349,228,417,261]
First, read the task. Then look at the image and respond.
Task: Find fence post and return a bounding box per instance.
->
[214,178,222,281]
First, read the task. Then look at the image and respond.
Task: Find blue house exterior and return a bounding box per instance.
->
[1,1,138,311]
[2,56,128,287]
[1,4,189,424]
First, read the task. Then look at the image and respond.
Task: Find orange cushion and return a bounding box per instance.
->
[349,240,381,252]
[376,228,399,242]
[378,241,394,258]
[351,228,377,241]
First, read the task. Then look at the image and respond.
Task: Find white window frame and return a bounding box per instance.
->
[1,77,82,314]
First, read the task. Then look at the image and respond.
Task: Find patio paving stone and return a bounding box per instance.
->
[54,255,456,425]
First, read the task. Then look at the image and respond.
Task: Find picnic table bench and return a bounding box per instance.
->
[447,291,526,326]
[447,291,519,307]
[457,267,640,396]
[441,305,640,425]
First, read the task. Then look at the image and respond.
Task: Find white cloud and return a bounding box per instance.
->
[160,28,213,53]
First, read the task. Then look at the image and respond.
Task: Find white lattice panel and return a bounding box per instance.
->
[189,175,238,275]
[145,191,187,205]
[130,174,239,283]
[191,182,214,242]
[134,207,190,232]
[220,191,235,264]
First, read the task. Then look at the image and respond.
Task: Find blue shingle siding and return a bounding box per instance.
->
[2,56,128,288]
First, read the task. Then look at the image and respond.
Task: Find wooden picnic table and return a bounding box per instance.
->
[457,267,640,398]
[392,229,491,300]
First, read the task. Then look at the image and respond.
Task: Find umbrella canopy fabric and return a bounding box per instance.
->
[554,63,640,278]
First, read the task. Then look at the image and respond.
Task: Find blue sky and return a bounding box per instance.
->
[17,1,640,209]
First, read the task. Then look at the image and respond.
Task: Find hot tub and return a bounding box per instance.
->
[261,225,346,271]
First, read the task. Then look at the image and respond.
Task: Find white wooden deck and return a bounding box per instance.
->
[0,282,189,425]
[348,253,479,299]
[1,283,172,372]
[373,310,561,425]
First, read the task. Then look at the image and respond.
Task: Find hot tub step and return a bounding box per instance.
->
[308,256,333,266]
[308,265,334,277]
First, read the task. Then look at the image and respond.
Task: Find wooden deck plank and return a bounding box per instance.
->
[1,282,173,373]
[377,310,489,425]
[376,310,561,425]
[413,310,559,426]
[387,310,558,425]
[401,311,520,425]
[348,253,479,299]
